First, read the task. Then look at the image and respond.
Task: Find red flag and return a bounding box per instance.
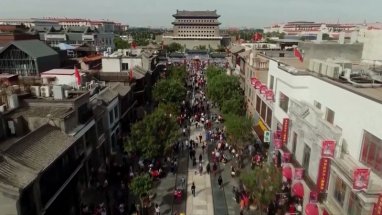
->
[131,41,137,49]
[129,68,133,81]
[252,32,263,42]
[294,48,303,62]
[74,66,81,85]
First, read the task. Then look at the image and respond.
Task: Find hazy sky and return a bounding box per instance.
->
[0,0,380,28]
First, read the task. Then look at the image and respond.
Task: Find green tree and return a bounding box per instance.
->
[166,42,183,53]
[224,114,253,150]
[221,96,244,116]
[168,65,187,83]
[114,37,130,49]
[129,173,153,197]
[206,66,224,80]
[240,165,282,214]
[153,79,186,105]
[322,33,330,40]
[125,108,180,159]
[207,73,241,107]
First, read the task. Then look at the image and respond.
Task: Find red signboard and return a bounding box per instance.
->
[255,80,262,89]
[373,194,382,215]
[321,140,336,158]
[281,118,290,145]
[317,158,331,192]
[274,138,282,149]
[294,168,304,180]
[274,130,282,139]
[353,168,370,190]
[260,85,267,94]
[309,191,319,203]
[282,152,291,163]
[250,77,257,86]
[265,90,274,101]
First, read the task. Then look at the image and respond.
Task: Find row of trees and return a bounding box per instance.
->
[206,66,281,214]
[125,66,187,201]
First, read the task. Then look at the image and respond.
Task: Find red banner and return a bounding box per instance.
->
[373,194,382,215]
[321,140,336,158]
[281,118,290,145]
[274,130,282,139]
[317,158,331,192]
[274,139,282,149]
[353,168,370,190]
[294,168,304,180]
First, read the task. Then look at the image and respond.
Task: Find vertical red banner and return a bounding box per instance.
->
[373,194,382,215]
[282,118,290,145]
[294,168,304,180]
[317,158,331,193]
[353,168,370,190]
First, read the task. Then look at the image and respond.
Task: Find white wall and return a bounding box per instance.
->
[361,30,382,61]
[102,58,121,72]
[121,58,142,70]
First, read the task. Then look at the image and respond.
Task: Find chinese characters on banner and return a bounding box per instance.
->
[309,191,319,203]
[274,139,282,149]
[321,140,336,158]
[282,118,290,144]
[317,158,331,192]
[373,194,382,215]
[294,168,304,180]
[282,152,291,163]
[353,168,370,190]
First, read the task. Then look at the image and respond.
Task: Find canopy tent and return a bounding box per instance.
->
[282,166,293,180]
[305,203,319,215]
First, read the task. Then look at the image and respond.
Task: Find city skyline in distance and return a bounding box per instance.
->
[0,0,381,28]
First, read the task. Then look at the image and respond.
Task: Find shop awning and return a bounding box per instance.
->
[282,166,293,180]
[305,203,319,215]
[292,182,304,198]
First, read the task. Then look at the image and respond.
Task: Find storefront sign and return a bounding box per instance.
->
[260,85,267,94]
[321,140,336,158]
[282,152,291,163]
[274,138,282,149]
[372,194,382,215]
[294,168,304,180]
[281,118,290,144]
[250,77,257,86]
[309,191,319,203]
[317,158,331,193]
[265,90,274,101]
[353,168,370,190]
[264,131,271,142]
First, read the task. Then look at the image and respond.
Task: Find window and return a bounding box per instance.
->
[333,176,347,207]
[266,107,272,126]
[122,63,129,71]
[314,100,321,109]
[325,107,335,124]
[361,131,382,174]
[260,101,266,120]
[269,75,274,90]
[292,132,298,154]
[97,119,104,137]
[256,95,261,113]
[302,144,311,170]
[114,106,119,120]
[279,92,289,113]
[109,111,114,125]
[348,192,362,215]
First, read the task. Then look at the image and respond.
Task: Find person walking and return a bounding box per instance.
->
[206,163,211,174]
[191,182,196,197]
[155,204,160,215]
[180,176,186,188]
[212,162,218,176]
[198,154,203,163]
[218,175,223,189]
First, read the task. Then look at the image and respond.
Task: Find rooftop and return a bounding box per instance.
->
[9,106,73,119]
[0,124,75,189]
[173,10,220,18]
[97,88,118,104]
[41,69,76,76]
[0,39,58,59]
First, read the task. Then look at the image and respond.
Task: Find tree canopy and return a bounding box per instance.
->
[240,164,282,213]
[168,65,187,83]
[125,108,180,159]
[129,173,153,196]
[153,79,186,105]
[165,42,183,53]
[114,37,130,49]
[221,96,245,116]
[207,72,241,107]
[224,114,253,150]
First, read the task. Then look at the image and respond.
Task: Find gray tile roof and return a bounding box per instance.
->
[230,45,245,54]
[173,10,220,17]
[0,124,76,188]
[111,83,131,97]
[0,40,58,59]
[9,106,73,119]
[98,88,118,104]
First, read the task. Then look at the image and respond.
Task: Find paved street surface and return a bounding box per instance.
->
[186,125,214,215]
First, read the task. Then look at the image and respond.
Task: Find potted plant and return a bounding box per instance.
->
[129,174,153,208]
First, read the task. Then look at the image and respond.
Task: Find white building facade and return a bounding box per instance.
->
[265,59,382,214]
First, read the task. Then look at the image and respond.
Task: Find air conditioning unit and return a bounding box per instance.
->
[30,86,41,97]
[0,104,7,112]
[326,64,342,79]
[40,86,51,97]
